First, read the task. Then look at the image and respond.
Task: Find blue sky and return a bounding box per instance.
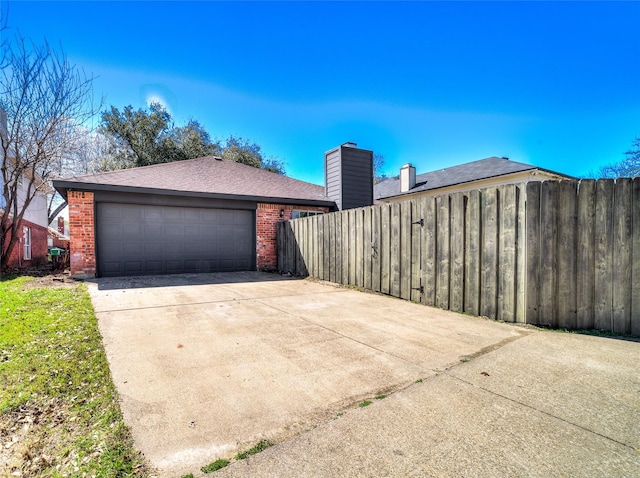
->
[4,1,639,184]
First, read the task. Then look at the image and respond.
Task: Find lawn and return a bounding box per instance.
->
[0,276,150,477]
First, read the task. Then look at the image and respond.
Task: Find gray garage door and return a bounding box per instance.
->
[96,202,255,277]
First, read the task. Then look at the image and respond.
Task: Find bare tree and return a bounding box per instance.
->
[373,153,388,184]
[1,35,96,270]
[595,136,640,179]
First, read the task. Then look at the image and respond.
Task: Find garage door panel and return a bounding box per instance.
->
[123,243,143,256]
[145,243,165,256]
[164,208,184,221]
[97,203,255,277]
[124,261,143,274]
[122,207,143,220]
[145,261,163,273]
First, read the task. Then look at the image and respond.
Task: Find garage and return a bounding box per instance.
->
[96,202,255,277]
[54,156,334,278]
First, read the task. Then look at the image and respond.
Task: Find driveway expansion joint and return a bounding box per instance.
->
[445,373,637,451]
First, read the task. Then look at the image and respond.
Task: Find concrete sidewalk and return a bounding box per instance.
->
[216,332,640,478]
[87,272,640,477]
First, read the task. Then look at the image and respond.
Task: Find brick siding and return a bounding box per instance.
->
[256,203,328,270]
[68,191,96,278]
[2,218,49,268]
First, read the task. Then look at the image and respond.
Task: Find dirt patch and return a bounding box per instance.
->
[0,399,76,477]
[21,272,77,289]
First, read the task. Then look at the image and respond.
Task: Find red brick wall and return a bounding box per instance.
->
[256,203,329,270]
[2,218,49,268]
[68,191,96,278]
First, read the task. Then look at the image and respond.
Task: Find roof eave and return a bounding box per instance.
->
[53,180,336,207]
[376,168,576,200]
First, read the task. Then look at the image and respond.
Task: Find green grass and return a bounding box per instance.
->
[201,459,230,473]
[235,439,273,460]
[358,400,372,408]
[0,276,149,477]
[375,394,387,400]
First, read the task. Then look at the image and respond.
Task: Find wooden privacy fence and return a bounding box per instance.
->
[277,179,640,335]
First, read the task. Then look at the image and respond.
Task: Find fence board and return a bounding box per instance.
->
[313,216,319,278]
[539,181,558,327]
[576,180,595,329]
[326,214,334,283]
[422,197,436,306]
[435,196,450,309]
[364,207,372,290]
[303,219,309,275]
[498,186,516,322]
[316,215,322,278]
[390,203,401,297]
[450,193,464,312]
[381,204,391,294]
[556,181,578,329]
[481,189,498,319]
[612,179,632,334]
[632,178,640,336]
[372,206,381,292]
[276,222,284,271]
[515,185,526,323]
[526,182,541,324]
[594,180,613,331]
[465,190,480,316]
[410,200,422,302]
[347,210,356,285]
[341,211,349,285]
[354,209,364,287]
[334,213,342,284]
[400,202,412,300]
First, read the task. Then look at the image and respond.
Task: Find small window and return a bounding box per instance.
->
[23,226,31,260]
[292,210,323,219]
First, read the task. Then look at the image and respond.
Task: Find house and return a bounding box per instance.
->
[0,109,51,269]
[53,143,374,278]
[374,156,573,202]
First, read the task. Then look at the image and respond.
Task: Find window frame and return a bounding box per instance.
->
[291,210,324,219]
[23,226,31,260]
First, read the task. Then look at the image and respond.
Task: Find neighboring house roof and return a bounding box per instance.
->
[375,156,573,200]
[54,156,335,207]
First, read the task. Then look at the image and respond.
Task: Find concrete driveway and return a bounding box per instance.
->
[87,272,640,477]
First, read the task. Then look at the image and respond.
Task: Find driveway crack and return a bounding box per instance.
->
[445,373,637,452]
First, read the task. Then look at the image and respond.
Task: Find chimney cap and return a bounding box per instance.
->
[342,142,358,148]
[402,163,414,169]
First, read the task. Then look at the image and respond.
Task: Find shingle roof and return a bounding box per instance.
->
[54,156,334,206]
[374,156,572,200]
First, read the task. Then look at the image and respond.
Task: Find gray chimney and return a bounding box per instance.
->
[325,142,373,211]
[400,163,416,193]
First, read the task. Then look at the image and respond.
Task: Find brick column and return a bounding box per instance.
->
[256,204,293,270]
[68,191,96,278]
[256,204,329,271]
